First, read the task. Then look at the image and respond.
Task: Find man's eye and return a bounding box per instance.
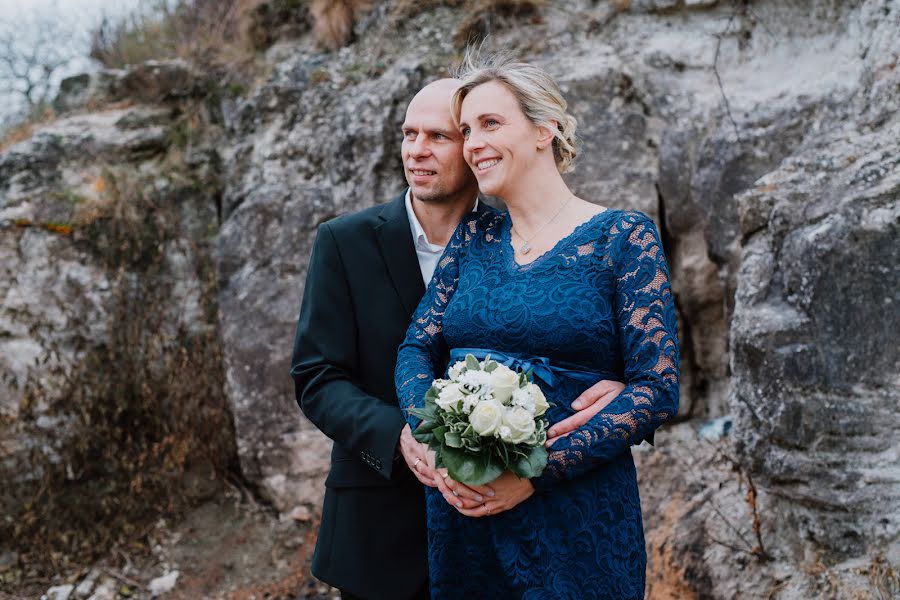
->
[434,133,446,140]
[404,131,416,140]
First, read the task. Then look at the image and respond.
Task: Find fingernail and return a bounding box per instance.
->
[487,489,495,498]
[456,501,463,508]
[548,430,556,437]
[572,402,581,409]
[475,495,483,502]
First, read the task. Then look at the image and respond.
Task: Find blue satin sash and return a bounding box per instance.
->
[448,348,614,388]
[448,347,654,446]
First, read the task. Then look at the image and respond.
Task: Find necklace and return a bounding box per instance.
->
[511,193,575,255]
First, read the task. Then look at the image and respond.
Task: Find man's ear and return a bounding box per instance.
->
[537,120,558,149]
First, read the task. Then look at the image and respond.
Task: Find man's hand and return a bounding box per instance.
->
[454,471,534,518]
[398,424,437,488]
[545,379,625,447]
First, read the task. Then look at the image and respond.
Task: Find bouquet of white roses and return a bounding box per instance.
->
[408,354,551,486]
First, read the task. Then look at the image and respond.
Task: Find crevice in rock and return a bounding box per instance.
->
[657,182,701,420]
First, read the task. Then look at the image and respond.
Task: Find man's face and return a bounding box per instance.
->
[401,82,478,205]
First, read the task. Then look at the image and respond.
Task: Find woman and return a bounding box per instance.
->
[395,54,679,599]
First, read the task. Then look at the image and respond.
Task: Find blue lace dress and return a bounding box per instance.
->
[395,209,680,600]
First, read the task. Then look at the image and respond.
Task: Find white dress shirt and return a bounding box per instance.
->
[404,190,479,285]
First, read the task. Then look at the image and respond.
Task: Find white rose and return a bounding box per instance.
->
[469,400,504,437]
[500,407,536,444]
[489,364,519,404]
[435,383,465,413]
[530,383,549,417]
[448,361,466,381]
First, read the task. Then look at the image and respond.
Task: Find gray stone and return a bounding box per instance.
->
[74,568,101,598]
[731,117,900,561]
[85,578,115,600]
[45,584,74,600]
[148,570,179,597]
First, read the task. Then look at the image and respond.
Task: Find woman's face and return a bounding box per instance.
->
[458,81,545,198]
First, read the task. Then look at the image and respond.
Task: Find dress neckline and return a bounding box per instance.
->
[501,208,617,270]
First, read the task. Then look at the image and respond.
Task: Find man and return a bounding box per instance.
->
[290,79,623,600]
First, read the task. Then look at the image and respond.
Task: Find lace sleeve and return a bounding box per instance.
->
[532,214,680,491]
[395,215,480,429]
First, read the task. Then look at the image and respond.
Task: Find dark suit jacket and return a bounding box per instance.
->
[290,193,486,599]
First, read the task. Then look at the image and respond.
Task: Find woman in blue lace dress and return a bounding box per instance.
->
[395,56,680,599]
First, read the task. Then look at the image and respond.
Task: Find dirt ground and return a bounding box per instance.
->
[2,488,336,600]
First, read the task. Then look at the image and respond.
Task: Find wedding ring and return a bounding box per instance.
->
[442,473,451,480]
[413,458,421,469]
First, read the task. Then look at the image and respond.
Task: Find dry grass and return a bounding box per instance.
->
[89,0,281,73]
[89,0,382,69]
[452,0,548,48]
[0,121,36,153]
[1,165,236,578]
[310,0,374,50]
[0,106,57,153]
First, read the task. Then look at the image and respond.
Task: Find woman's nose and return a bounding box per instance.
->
[464,131,484,152]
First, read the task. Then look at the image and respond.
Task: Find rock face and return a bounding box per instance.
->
[0,63,232,543]
[2,0,899,597]
[732,115,900,566]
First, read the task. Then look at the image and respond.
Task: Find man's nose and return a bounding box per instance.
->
[408,134,431,157]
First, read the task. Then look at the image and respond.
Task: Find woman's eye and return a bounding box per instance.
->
[461,127,470,138]
[485,119,499,127]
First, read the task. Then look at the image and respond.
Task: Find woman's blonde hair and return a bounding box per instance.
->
[451,50,578,173]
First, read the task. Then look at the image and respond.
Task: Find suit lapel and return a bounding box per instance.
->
[375,194,426,317]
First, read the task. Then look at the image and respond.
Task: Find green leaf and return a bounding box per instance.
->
[444,431,463,448]
[424,386,440,402]
[441,445,504,486]
[484,359,498,373]
[433,426,447,444]
[511,445,548,479]
[465,354,481,370]
[412,431,436,447]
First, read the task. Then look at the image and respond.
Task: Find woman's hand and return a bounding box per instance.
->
[454,471,534,518]
[545,379,625,447]
[434,461,494,510]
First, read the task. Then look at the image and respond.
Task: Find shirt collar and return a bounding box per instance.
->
[404,189,479,250]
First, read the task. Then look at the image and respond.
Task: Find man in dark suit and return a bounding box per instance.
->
[290,79,482,600]
[290,79,625,600]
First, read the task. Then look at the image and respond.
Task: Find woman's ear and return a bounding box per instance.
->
[536,120,558,149]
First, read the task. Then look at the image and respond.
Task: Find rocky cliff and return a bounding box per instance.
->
[1,0,897,598]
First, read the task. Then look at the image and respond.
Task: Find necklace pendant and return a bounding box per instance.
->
[521,242,531,254]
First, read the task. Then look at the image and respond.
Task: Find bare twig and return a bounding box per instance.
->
[104,567,145,589]
[695,431,773,561]
[713,19,740,140]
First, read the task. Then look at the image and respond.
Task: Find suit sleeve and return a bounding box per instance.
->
[290,222,407,480]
